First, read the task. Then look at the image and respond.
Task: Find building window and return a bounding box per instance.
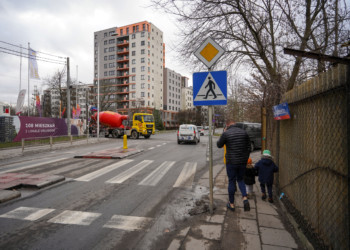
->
[141,83,145,89]
[109,63,115,68]
[141,31,145,37]
[104,56,107,61]
[104,40,107,45]
[141,58,145,63]
[132,42,136,47]
[109,39,115,44]
[141,75,145,80]
[141,66,145,72]
[109,55,115,60]
[141,92,145,97]
[132,93,135,98]
[109,47,115,52]
[132,84,136,89]
[132,76,136,81]
[141,41,145,46]
[104,72,107,76]
[126,27,129,34]
[132,51,136,56]
[132,59,136,64]
[109,31,115,36]
[104,48,108,53]
[109,71,115,76]
[141,49,145,54]
[104,64,107,69]
[104,32,107,37]
[120,29,123,35]
[132,34,136,39]
[132,67,136,73]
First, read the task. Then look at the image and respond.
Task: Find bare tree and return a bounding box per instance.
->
[152,0,349,92]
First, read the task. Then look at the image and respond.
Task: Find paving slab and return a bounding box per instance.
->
[256,199,278,215]
[258,214,285,229]
[260,227,298,249]
[239,218,259,235]
[0,190,21,203]
[206,214,225,224]
[193,224,222,240]
[262,245,293,250]
[243,233,262,250]
[184,236,213,250]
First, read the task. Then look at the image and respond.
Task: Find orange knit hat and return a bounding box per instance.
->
[247,158,252,164]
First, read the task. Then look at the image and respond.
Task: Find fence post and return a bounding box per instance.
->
[50,136,52,150]
[22,139,24,153]
[346,64,350,250]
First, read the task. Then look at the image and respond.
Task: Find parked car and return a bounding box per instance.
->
[197,126,205,135]
[177,124,200,144]
[235,122,262,151]
[204,126,209,130]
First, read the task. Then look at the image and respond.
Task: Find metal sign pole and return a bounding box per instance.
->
[208,105,214,214]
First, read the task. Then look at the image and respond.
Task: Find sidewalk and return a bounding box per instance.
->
[168,152,302,250]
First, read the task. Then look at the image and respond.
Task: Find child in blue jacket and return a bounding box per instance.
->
[254,150,279,203]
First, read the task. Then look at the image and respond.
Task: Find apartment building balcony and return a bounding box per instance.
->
[117,40,129,47]
[117,64,129,71]
[116,72,130,79]
[117,56,129,63]
[117,48,129,55]
[116,87,130,94]
[117,95,129,103]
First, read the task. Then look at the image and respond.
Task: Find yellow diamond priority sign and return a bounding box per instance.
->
[194,37,225,68]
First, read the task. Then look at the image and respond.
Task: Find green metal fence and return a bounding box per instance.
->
[275,64,349,249]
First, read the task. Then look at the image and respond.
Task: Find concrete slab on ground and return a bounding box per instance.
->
[0,190,21,203]
[0,173,65,190]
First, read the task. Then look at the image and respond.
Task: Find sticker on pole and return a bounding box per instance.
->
[193,71,227,106]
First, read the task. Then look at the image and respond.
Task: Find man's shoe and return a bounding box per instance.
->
[243,200,250,211]
[268,197,273,203]
[227,203,235,212]
[262,193,267,200]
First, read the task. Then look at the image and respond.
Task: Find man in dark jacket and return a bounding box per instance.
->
[217,118,251,211]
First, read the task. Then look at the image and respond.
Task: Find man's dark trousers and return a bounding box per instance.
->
[226,163,247,204]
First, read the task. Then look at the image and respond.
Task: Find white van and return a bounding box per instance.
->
[177,124,200,144]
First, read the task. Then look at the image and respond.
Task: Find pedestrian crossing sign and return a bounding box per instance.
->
[193,71,227,106]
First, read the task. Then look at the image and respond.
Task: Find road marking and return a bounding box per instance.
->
[103,215,152,231]
[106,160,153,184]
[48,210,101,226]
[173,162,197,187]
[75,159,133,182]
[0,207,55,221]
[138,161,175,186]
[148,147,155,150]
[0,157,70,174]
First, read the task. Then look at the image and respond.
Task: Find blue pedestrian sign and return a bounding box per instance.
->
[193,71,227,106]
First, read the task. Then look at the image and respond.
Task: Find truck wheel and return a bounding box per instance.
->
[144,135,150,139]
[131,130,139,139]
[112,130,119,138]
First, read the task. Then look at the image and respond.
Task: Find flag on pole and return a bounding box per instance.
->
[36,95,42,117]
[76,104,81,118]
[16,89,26,115]
[29,48,40,79]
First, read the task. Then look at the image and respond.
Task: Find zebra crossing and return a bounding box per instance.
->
[74,159,198,188]
[0,206,152,231]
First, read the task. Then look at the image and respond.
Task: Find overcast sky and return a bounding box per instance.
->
[0,0,191,105]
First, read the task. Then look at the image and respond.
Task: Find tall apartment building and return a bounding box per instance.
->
[163,68,182,112]
[94,21,165,114]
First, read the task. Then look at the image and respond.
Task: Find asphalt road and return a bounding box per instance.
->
[0,131,225,249]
